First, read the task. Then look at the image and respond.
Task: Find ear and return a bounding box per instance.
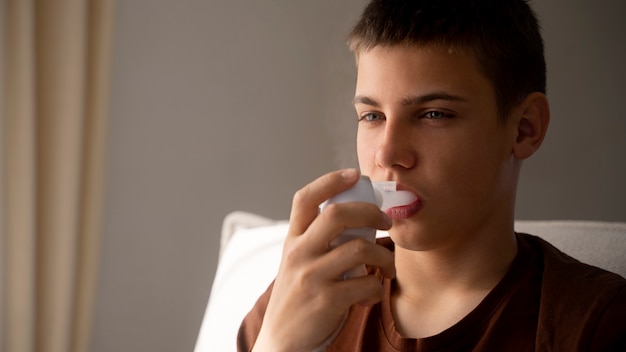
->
[512,92,550,160]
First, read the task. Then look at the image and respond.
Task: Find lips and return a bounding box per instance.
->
[385,199,422,219]
[384,185,422,220]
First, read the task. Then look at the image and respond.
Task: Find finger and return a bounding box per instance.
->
[318,238,396,279]
[330,274,387,308]
[288,168,360,236]
[304,201,391,251]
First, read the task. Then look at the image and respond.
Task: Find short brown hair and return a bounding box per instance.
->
[348,0,546,119]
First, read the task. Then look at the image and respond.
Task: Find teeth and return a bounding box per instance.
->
[380,190,417,210]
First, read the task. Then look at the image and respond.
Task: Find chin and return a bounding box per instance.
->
[388,221,431,250]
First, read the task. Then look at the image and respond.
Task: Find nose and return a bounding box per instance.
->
[375,121,416,170]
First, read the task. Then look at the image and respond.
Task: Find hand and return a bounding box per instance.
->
[252,169,395,352]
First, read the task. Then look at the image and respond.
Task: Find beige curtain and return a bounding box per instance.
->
[1,1,114,351]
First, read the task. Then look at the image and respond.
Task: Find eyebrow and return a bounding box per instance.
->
[353,92,467,107]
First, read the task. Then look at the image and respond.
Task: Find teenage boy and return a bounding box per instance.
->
[238,1,626,351]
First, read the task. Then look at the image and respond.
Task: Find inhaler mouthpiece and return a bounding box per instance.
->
[372,181,416,211]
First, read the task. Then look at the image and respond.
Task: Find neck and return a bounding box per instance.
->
[389,223,518,338]
[393,223,518,299]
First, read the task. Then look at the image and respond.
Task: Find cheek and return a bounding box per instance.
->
[442,136,512,200]
[356,132,377,172]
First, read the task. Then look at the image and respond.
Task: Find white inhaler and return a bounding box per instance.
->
[313,175,413,351]
[320,175,399,279]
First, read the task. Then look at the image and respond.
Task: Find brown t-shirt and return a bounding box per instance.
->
[238,233,626,351]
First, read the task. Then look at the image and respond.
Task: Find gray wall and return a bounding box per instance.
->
[93,1,626,351]
[517,1,626,221]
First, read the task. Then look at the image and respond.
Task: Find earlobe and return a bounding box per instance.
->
[513,92,550,159]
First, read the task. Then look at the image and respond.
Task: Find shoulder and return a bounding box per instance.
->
[518,232,624,288]
[517,233,626,350]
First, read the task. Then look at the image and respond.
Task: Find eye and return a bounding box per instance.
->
[422,110,454,120]
[358,112,385,122]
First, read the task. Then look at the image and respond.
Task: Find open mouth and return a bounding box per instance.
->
[371,180,423,220]
[380,185,422,220]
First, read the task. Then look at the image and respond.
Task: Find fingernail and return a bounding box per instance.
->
[341,168,359,180]
[382,212,393,228]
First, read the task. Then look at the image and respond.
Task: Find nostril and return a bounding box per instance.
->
[375,141,416,170]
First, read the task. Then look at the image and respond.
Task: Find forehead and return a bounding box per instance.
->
[354,45,493,103]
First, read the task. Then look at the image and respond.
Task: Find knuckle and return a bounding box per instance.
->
[282,240,303,265]
[321,203,345,220]
[296,265,316,285]
[346,238,370,256]
[365,277,384,298]
[292,187,309,207]
[363,205,384,224]
[354,276,383,300]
